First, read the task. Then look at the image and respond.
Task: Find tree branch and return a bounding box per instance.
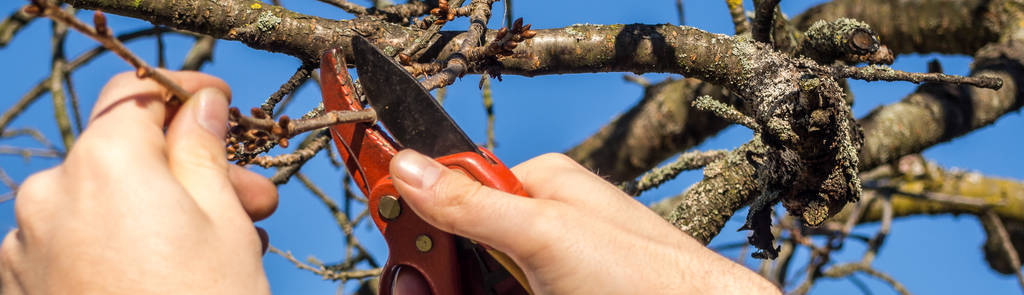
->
[567,78,737,182]
[793,0,1014,55]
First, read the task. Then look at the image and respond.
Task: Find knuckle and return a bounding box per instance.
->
[519,153,583,174]
[14,168,59,205]
[0,230,21,262]
[536,153,577,167]
[13,170,62,232]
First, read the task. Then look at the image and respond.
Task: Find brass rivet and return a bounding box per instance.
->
[415,235,433,253]
[379,195,401,221]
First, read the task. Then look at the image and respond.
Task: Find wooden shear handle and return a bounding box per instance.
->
[369,149,532,295]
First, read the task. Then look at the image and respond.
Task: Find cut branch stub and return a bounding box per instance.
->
[798,18,883,65]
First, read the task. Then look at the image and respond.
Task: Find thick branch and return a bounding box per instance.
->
[793,0,1015,55]
[567,78,737,182]
[661,35,1024,244]
[858,39,1024,170]
[66,0,816,103]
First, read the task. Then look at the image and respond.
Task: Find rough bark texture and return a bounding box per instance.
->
[858,39,1024,170]
[661,34,1024,244]
[667,139,763,244]
[566,78,737,183]
[793,0,1006,55]
[59,0,1024,253]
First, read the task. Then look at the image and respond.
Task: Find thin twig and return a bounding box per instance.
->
[402,0,467,58]
[155,27,166,68]
[181,36,216,71]
[297,172,357,234]
[725,0,748,35]
[480,75,496,150]
[26,2,191,104]
[983,211,1024,291]
[2,128,60,154]
[63,71,83,133]
[418,15,535,90]
[861,195,892,265]
[273,87,300,117]
[0,167,16,191]
[48,7,75,152]
[675,0,685,26]
[435,86,448,104]
[318,0,370,14]
[1,9,34,47]
[622,74,650,87]
[228,108,375,157]
[1,27,169,134]
[269,129,331,184]
[0,146,62,158]
[619,149,727,195]
[692,95,760,131]
[835,65,1002,90]
[262,61,316,116]
[821,264,912,295]
[268,245,382,281]
[752,0,780,43]
[846,275,874,295]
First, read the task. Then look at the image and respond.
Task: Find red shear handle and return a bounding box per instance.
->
[368,148,531,295]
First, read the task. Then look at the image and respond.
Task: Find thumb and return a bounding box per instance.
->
[389,150,554,255]
[165,88,247,221]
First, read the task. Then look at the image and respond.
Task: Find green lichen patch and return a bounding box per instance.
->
[256,11,281,32]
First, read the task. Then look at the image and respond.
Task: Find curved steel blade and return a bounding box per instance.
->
[351,36,479,158]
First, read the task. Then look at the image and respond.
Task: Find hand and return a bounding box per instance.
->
[0,72,277,294]
[389,150,781,294]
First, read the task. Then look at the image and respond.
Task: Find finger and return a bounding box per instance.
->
[0,229,27,294]
[164,87,245,221]
[79,71,230,166]
[389,150,560,255]
[229,166,279,221]
[255,227,269,255]
[511,153,681,238]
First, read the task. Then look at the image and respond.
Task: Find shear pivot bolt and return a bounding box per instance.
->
[379,195,401,221]
[415,235,433,253]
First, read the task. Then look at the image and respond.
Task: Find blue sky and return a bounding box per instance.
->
[1,0,1022,294]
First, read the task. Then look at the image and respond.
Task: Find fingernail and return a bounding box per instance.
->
[392,150,442,190]
[193,88,229,138]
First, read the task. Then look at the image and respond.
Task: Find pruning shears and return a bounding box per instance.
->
[319,36,532,295]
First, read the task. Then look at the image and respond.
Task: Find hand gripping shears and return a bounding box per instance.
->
[319,36,532,295]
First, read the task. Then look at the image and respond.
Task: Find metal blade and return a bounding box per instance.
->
[351,36,479,158]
